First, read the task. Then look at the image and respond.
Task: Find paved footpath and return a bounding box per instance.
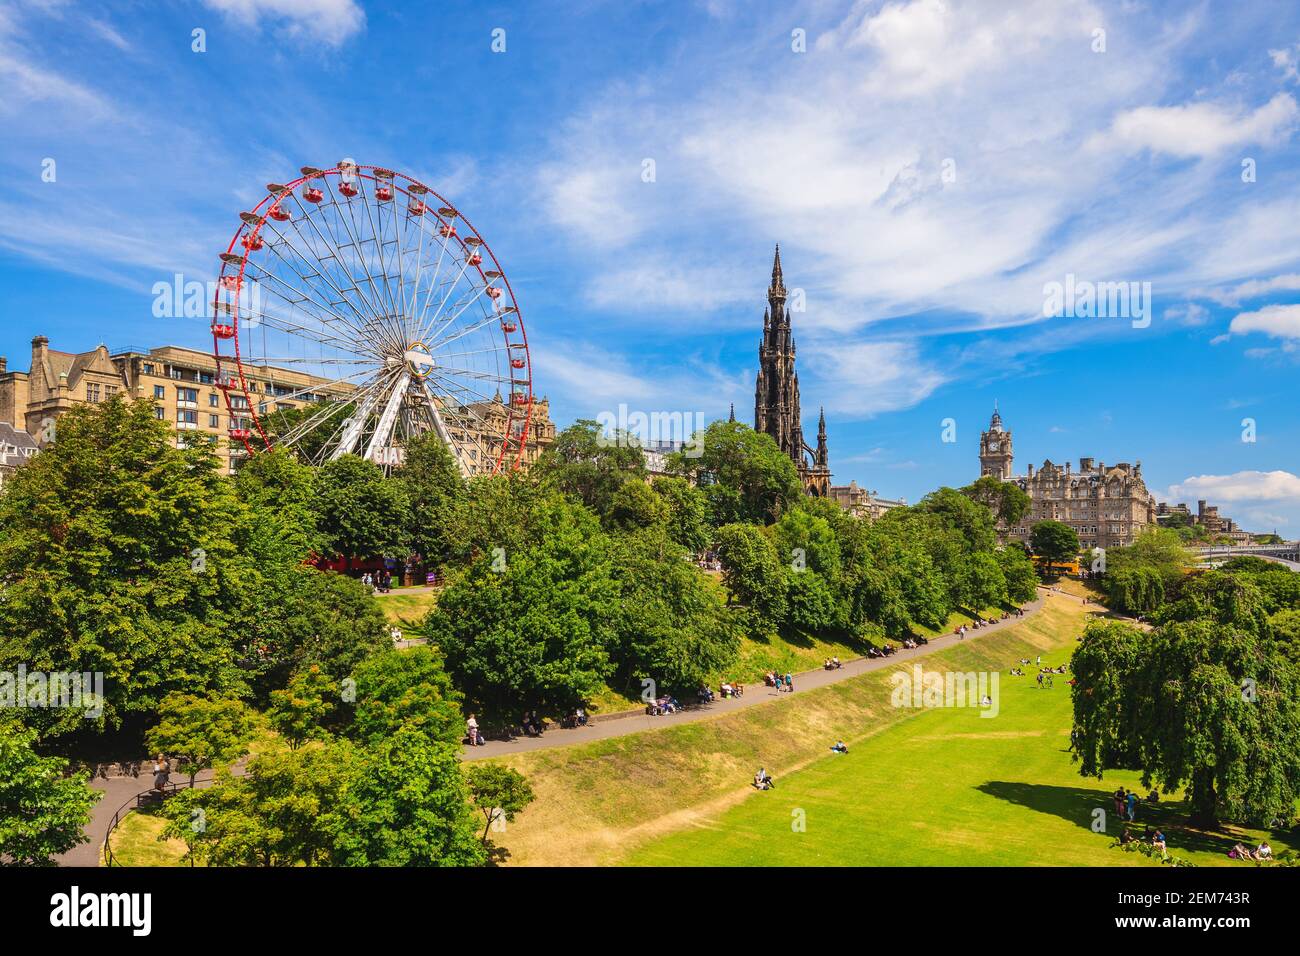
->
[463,590,1057,762]
[65,588,1073,864]
[57,766,225,867]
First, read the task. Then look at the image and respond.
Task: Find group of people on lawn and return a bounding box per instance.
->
[1229,841,1272,862]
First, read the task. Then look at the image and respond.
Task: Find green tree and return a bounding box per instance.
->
[394,432,467,569]
[330,725,485,867]
[770,506,842,578]
[1071,617,1300,827]
[146,693,260,788]
[228,565,392,703]
[348,646,464,746]
[652,476,710,554]
[669,421,801,525]
[997,544,1040,604]
[267,665,333,750]
[466,762,536,852]
[0,721,101,865]
[160,743,358,866]
[608,527,740,691]
[607,479,669,532]
[1029,520,1079,574]
[919,486,999,554]
[532,419,645,516]
[0,398,246,733]
[313,455,410,560]
[426,499,617,719]
[232,448,323,561]
[1104,565,1165,616]
[960,475,1031,528]
[715,522,788,633]
[784,569,843,634]
[1157,571,1272,636]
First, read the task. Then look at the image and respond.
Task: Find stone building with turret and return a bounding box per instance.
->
[977,405,1156,550]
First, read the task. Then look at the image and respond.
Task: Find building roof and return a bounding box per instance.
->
[0,421,38,468]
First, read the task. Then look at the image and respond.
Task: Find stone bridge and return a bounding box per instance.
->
[1192,542,1300,571]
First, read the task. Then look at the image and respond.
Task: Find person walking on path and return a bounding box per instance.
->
[784,673,794,694]
[152,754,170,792]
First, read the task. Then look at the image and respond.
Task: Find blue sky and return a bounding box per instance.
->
[2,0,1299,530]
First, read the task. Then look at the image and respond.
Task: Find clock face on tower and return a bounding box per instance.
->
[989,440,1000,453]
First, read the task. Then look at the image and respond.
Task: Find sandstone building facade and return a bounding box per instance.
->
[0,336,554,475]
[978,406,1156,551]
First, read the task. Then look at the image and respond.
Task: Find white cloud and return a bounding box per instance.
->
[1195,273,1300,307]
[1271,44,1300,84]
[201,0,364,46]
[834,0,1097,97]
[1162,302,1209,326]
[0,51,110,115]
[584,260,751,313]
[801,341,948,417]
[1226,303,1300,340]
[529,338,748,419]
[537,162,644,249]
[1098,93,1298,158]
[1167,470,1300,503]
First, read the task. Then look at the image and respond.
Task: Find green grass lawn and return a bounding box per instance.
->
[625,634,1296,867]
[108,807,188,867]
[375,588,438,626]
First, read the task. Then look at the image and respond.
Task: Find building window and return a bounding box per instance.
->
[209,414,220,428]
[154,385,165,399]
[209,393,220,407]
[86,384,101,402]
[154,407,165,420]
[177,387,199,407]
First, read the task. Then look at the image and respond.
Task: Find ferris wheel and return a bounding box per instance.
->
[210,161,533,476]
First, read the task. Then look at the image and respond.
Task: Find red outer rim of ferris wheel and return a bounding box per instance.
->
[210,164,533,473]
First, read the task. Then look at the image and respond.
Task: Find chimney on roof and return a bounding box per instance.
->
[0,356,6,373]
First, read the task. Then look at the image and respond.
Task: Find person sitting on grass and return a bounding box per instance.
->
[754,767,774,790]
[1255,841,1272,861]
[830,741,848,754]
[1151,830,1167,859]
[1229,842,1249,860]
[1120,827,1134,845]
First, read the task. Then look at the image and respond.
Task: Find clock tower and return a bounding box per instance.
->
[979,404,1013,479]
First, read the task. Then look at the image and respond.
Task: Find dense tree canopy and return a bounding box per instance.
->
[961,475,1031,528]
[1072,562,1300,828]
[1029,520,1079,572]
[531,419,646,516]
[0,721,100,865]
[668,421,802,525]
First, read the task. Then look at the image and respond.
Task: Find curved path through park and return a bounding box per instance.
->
[463,589,1058,762]
[65,587,1084,864]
